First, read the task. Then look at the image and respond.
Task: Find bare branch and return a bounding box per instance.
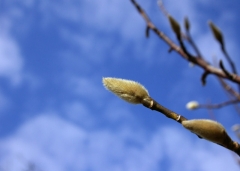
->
[130,0,240,84]
[184,17,203,58]
[222,46,237,75]
[157,0,169,17]
[141,96,240,156]
[158,2,203,59]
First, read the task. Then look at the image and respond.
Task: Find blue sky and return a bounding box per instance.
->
[1,0,240,170]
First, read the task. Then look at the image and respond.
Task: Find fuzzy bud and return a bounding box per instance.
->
[182,119,232,145]
[186,101,199,110]
[208,21,224,46]
[168,15,181,38]
[102,77,149,104]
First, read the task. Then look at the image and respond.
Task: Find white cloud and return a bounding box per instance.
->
[0,33,23,85]
[0,114,238,171]
[0,89,10,113]
[38,0,141,35]
[102,100,140,128]
[63,101,95,128]
[164,0,195,20]
[67,76,105,103]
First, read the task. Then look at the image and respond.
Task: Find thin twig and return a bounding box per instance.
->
[157,0,169,17]
[142,97,187,123]
[199,99,240,109]
[186,30,203,58]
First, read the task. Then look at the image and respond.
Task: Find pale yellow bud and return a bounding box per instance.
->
[186,101,199,110]
[182,119,232,145]
[102,77,149,104]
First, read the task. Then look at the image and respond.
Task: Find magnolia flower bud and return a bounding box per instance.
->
[182,119,232,145]
[186,101,199,110]
[168,15,181,38]
[102,77,149,104]
[208,21,224,46]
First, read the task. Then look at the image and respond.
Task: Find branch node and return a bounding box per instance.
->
[149,100,154,108]
[176,115,181,121]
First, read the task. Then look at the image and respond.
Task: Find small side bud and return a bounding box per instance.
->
[186,101,199,110]
[208,21,224,46]
[168,15,181,38]
[182,119,232,145]
[102,77,149,104]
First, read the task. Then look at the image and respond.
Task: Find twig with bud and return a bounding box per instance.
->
[103,77,240,156]
[130,0,240,84]
[103,77,186,123]
[209,21,237,76]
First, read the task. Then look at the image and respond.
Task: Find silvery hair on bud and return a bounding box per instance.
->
[182,119,231,145]
[102,77,149,104]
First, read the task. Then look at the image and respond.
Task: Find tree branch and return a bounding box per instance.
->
[141,96,240,156]
[130,0,240,84]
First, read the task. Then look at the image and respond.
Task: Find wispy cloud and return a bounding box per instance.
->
[0,114,238,171]
[67,76,104,102]
[0,32,23,85]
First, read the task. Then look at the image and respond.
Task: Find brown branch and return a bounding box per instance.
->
[130,0,240,84]
[130,0,184,56]
[141,96,240,156]
[142,97,187,123]
[129,0,240,155]
[157,0,169,17]
[158,2,203,59]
